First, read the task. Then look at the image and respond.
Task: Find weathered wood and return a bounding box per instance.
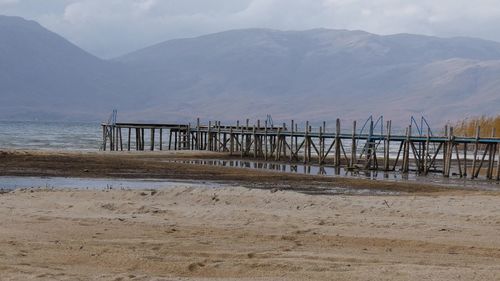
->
[102,118,500,181]
[383,120,391,171]
[128,128,131,151]
[444,127,454,177]
[486,129,496,179]
[351,120,357,168]
[290,120,294,162]
[141,128,145,150]
[424,128,430,174]
[463,143,468,177]
[471,126,480,179]
[455,144,463,177]
[497,141,500,181]
[402,127,411,173]
[159,128,163,151]
[150,128,155,151]
[304,121,309,164]
[335,119,341,166]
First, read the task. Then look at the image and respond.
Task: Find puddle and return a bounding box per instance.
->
[0,177,224,191]
[0,176,401,196]
[165,159,500,191]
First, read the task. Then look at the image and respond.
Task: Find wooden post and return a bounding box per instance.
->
[308,125,312,163]
[174,130,178,151]
[263,120,267,160]
[196,118,200,150]
[126,128,130,151]
[119,127,123,151]
[207,121,212,151]
[424,128,430,174]
[141,128,145,150]
[168,129,172,150]
[159,128,163,150]
[384,121,391,171]
[304,121,309,163]
[487,129,496,179]
[335,118,341,166]
[275,127,281,161]
[497,140,500,181]
[463,143,468,177]
[230,127,234,155]
[217,121,221,152]
[253,124,257,158]
[319,125,323,165]
[365,120,374,169]
[471,126,480,179]
[282,122,287,159]
[110,126,114,151]
[150,128,155,151]
[444,127,453,177]
[290,120,294,162]
[102,125,107,151]
[350,121,357,168]
[402,126,411,173]
[240,122,244,158]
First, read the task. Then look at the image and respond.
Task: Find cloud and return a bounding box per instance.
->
[3,0,500,58]
[0,0,18,6]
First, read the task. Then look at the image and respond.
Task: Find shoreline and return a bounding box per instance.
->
[0,149,482,194]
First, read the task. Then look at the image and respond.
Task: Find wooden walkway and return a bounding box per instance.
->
[102,118,500,181]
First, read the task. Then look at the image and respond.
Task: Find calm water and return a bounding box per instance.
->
[165,159,500,191]
[0,121,101,150]
[0,176,225,191]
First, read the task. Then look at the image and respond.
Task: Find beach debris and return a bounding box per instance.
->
[188,262,206,271]
[211,193,219,202]
[383,200,391,208]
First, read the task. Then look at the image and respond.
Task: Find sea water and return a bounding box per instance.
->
[0,120,101,150]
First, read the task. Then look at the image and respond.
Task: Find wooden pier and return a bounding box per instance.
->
[102,118,500,181]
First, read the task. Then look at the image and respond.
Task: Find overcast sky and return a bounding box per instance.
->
[2,0,500,58]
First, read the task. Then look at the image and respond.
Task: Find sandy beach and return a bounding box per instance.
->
[1,150,500,280]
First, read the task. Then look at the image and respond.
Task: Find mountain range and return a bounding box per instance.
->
[1,15,500,125]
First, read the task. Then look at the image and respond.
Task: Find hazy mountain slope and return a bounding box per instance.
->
[115,28,500,123]
[0,15,132,120]
[1,16,500,124]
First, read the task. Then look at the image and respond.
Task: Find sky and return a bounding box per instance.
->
[2,0,500,58]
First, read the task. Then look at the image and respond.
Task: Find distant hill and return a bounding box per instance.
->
[0,15,138,120]
[2,15,500,124]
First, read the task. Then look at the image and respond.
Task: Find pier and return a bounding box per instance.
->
[101,117,500,181]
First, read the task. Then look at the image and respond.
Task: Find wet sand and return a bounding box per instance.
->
[1,150,500,280]
[0,150,451,193]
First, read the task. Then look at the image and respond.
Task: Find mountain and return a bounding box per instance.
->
[115,28,500,124]
[1,15,500,125]
[0,15,137,120]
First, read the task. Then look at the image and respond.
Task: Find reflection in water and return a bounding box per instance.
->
[167,159,500,191]
[172,159,407,180]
